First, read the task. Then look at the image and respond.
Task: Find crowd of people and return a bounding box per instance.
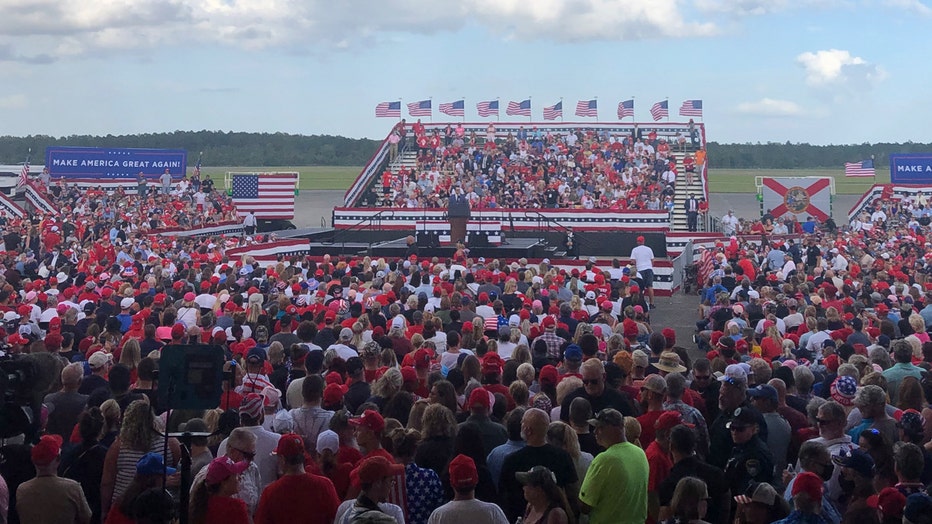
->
[365,120,707,214]
[2,159,932,524]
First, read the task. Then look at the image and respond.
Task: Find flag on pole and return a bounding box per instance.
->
[231,173,297,219]
[575,99,597,117]
[506,99,531,116]
[375,101,401,118]
[844,160,875,177]
[543,101,563,120]
[617,99,634,119]
[194,156,201,178]
[439,100,465,117]
[17,158,29,187]
[679,99,703,117]
[407,100,432,117]
[476,100,499,117]
[650,100,669,121]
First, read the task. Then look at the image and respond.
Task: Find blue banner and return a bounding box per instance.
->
[45,147,187,180]
[890,153,932,184]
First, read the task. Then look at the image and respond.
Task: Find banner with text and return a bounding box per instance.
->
[890,154,932,184]
[45,147,187,183]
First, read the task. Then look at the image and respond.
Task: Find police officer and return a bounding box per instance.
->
[725,407,774,499]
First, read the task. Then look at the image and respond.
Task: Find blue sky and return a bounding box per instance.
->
[0,0,928,145]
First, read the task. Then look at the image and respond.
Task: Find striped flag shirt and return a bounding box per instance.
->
[375,101,401,118]
[844,160,875,177]
[543,101,563,120]
[650,100,669,121]
[231,173,296,219]
[679,99,703,117]
[476,100,499,117]
[407,100,432,117]
[575,99,597,117]
[439,100,465,117]
[506,99,531,116]
[617,99,634,119]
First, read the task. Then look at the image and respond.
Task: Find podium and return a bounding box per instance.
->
[416,220,502,247]
[448,197,471,244]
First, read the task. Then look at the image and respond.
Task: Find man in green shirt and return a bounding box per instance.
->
[579,408,649,524]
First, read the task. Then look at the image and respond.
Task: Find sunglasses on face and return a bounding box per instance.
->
[233,447,255,461]
[583,379,601,386]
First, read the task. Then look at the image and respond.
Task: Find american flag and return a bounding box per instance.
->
[543,101,563,121]
[439,100,465,117]
[476,100,499,117]
[617,99,634,119]
[506,99,531,116]
[844,160,875,177]
[679,99,703,117]
[231,173,297,219]
[650,100,669,121]
[16,158,28,187]
[375,101,401,118]
[407,100,432,117]
[193,156,201,178]
[575,99,597,117]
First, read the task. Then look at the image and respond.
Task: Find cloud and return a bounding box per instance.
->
[694,0,846,15]
[735,98,802,116]
[0,0,718,59]
[884,0,932,15]
[796,49,887,88]
[0,94,27,109]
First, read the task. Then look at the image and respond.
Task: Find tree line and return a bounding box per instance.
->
[707,141,932,169]
[0,131,929,169]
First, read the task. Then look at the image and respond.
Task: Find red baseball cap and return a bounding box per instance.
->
[349,409,385,434]
[205,456,249,485]
[448,453,478,488]
[323,383,344,406]
[655,411,694,431]
[272,432,306,458]
[355,456,402,484]
[791,471,824,503]
[867,486,906,518]
[539,365,560,386]
[31,434,63,465]
[467,387,492,410]
[413,349,432,369]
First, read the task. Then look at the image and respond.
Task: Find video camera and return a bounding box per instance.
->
[0,355,40,439]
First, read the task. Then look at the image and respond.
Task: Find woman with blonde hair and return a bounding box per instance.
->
[665,476,712,524]
[101,400,181,517]
[546,421,593,488]
[759,322,783,362]
[119,339,142,383]
[413,404,458,476]
[549,376,583,422]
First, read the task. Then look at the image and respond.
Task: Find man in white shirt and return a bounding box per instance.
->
[630,235,656,309]
[218,393,282,490]
[428,454,508,524]
[243,211,257,235]
[721,210,739,236]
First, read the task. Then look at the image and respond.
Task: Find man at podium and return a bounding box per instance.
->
[448,187,471,244]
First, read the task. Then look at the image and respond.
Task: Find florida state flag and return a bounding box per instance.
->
[761,177,832,221]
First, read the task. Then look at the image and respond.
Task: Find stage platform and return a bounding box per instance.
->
[308,236,549,259]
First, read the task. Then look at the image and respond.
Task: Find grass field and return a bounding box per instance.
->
[709,168,889,195]
[196,165,890,194]
[194,166,362,190]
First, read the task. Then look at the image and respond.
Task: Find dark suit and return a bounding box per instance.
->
[685,197,699,231]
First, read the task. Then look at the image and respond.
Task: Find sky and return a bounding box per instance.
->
[0,0,928,145]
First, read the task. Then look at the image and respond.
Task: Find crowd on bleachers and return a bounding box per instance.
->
[367,120,706,213]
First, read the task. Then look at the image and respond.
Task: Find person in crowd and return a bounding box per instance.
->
[664,476,712,524]
[427,454,509,524]
[189,456,250,524]
[346,456,404,523]
[255,433,340,524]
[218,393,282,490]
[516,465,573,524]
[499,408,578,522]
[17,434,93,524]
[579,408,648,524]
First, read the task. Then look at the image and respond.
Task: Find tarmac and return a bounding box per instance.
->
[287,190,860,360]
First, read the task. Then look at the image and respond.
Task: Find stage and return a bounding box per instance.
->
[307,236,550,259]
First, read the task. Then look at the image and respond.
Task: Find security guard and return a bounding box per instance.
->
[724,407,774,498]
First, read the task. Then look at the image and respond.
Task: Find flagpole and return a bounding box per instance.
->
[496,97,500,123]
[429,96,433,124]
[398,98,402,123]
[528,96,532,122]
[560,97,564,123]
[665,97,669,122]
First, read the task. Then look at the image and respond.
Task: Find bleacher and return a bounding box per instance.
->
[344,122,707,232]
